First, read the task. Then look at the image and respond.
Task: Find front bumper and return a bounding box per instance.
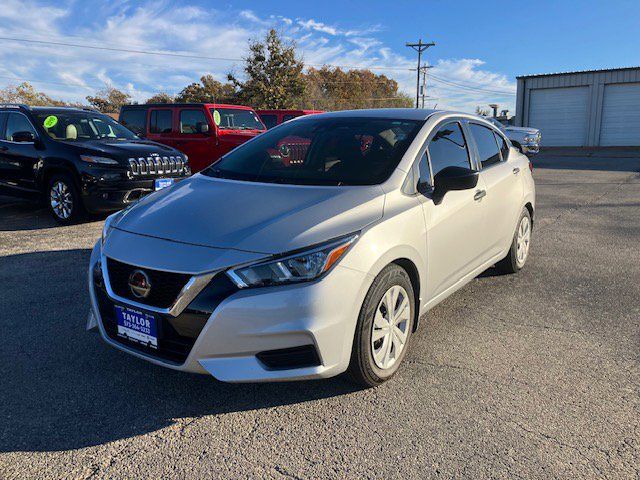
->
[79,168,189,213]
[88,241,372,382]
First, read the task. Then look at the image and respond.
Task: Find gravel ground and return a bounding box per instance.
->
[0,153,638,479]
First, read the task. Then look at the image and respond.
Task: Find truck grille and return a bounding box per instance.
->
[128,155,186,176]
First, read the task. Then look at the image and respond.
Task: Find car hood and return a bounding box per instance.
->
[113,175,385,254]
[61,139,180,158]
[505,126,539,135]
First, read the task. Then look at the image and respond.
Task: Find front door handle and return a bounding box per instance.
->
[474,189,487,201]
[512,167,520,174]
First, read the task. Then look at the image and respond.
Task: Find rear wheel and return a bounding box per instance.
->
[47,173,83,224]
[495,207,532,274]
[349,264,415,387]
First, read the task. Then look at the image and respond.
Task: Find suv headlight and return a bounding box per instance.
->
[226,234,358,288]
[80,155,119,165]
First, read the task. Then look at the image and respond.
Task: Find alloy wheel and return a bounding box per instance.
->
[371,285,410,370]
[516,215,531,267]
[50,181,73,220]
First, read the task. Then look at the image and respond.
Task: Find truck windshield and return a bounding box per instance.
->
[202,116,423,186]
[33,111,138,142]
[211,108,265,131]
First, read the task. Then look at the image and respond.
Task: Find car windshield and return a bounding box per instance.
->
[33,111,138,142]
[202,116,424,186]
[211,108,265,131]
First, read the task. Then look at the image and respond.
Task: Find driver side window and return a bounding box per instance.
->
[427,122,471,179]
[5,113,36,142]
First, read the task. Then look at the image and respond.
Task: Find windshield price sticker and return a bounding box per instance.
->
[43,115,58,129]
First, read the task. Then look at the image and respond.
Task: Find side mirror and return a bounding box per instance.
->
[197,123,210,134]
[432,166,479,204]
[12,131,35,143]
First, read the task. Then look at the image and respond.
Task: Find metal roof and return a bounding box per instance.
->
[517,66,640,79]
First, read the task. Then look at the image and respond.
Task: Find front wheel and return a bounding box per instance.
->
[47,174,83,224]
[348,264,415,388]
[495,207,532,274]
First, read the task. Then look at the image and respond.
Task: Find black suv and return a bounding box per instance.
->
[0,104,191,223]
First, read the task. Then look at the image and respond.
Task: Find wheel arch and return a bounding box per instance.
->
[392,258,422,332]
[38,162,80,193]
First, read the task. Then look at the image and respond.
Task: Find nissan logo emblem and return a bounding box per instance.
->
[128,269,151,298]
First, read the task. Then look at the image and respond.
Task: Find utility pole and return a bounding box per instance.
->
[420,65,433,108]
[406,39,435,108]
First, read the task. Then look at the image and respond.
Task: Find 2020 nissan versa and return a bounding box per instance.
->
[88,109,535,387]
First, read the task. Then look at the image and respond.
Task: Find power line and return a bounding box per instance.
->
[0,35,413,72]
[429,73,515,95]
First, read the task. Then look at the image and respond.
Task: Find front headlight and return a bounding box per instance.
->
[80,155,119,165]
[226,234,358,288]
[101,211,119,245]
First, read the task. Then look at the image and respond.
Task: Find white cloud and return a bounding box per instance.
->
[0,1,516,112]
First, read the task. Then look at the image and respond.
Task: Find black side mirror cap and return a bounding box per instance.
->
[12,131,35,143]
[432,166,479,204]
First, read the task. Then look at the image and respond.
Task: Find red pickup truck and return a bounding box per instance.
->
[256,109,324,129]
[120,103,266,172]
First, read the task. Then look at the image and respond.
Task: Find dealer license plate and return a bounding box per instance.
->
[115,305,158,349]
[155,178,174,191]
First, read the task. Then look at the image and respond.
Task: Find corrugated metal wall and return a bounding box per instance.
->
[515,68,640,146]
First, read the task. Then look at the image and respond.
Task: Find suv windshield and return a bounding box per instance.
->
[211,108,265,131]
[33,111,138,142]
[202,116,423,186]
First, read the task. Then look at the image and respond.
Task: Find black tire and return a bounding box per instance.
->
[348,264,415,388]
[46,173,83,224]
[495,207,532,274]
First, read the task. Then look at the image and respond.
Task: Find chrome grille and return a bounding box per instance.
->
[128,155,186,176]
[287,143,308,165]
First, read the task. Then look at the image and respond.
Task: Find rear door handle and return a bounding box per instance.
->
[474,189,486,201]
[512,167,520,174]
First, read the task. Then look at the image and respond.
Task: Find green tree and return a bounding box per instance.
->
[302,67,412,111]
[86,87,131,113]
[145,92,174,104]
[229,29,305,109]
[0,82,68,106]
[175,75,236,103]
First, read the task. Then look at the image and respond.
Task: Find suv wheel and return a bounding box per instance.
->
[47,174,82,224]
[349,264,415,387]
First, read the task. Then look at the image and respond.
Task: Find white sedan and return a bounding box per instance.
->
[88,109,535,387]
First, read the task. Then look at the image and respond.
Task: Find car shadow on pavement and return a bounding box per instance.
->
[0,249,362,453]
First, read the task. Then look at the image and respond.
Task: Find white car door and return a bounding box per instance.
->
[467,123,523,258]
[416,121,490,301]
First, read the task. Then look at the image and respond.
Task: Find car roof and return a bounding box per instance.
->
[309,108,441,121]
[122,103,256,110]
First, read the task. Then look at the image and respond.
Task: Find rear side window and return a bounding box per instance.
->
[260,114,277,129]
[150,110,172,134]
[120,109,146,135]
[180,109,208,134]
[469,124,501,168]
[4,113,36,141]
[495,132,510,160]
[427,122,471,177]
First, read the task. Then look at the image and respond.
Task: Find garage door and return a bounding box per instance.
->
[528,87,589,146]
[600,83,640,146]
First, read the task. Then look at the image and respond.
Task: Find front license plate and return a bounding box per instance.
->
[155,178,174,191]
[115,305,158,349]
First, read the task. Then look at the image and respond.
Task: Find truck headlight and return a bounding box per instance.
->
[226,234,358,288]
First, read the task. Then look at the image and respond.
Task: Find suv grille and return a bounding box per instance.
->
[106,258,191,309]
[128,155,186,176]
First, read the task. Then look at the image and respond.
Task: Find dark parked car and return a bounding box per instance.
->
[0,104,190,223]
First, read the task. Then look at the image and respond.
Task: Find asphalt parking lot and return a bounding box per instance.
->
[0,151,638,479]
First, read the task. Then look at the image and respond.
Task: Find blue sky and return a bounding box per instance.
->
[1,0,638,114]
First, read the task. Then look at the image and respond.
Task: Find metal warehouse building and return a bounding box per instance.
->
[514,67,640,147]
